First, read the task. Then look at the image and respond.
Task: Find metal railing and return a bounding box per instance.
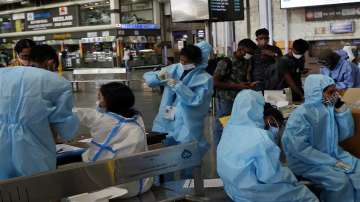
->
[0,142,204,202]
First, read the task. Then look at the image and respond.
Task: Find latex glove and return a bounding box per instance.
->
[167,79,177,87]
[335,161,351,172]
[157,68,168,81]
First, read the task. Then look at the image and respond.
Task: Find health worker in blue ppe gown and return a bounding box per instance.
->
[217,90,319,202]
[0,45,79,180]
[319,49,354,90]
[336,49,360,88]
[144,41,213,155]
[282,74,360,202]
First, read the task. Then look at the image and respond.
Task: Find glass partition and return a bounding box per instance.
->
[80,36,116,68]
[80,1,111,26]
[120,0,154,24]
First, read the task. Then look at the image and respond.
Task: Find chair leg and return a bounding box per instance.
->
[192,166,204,197]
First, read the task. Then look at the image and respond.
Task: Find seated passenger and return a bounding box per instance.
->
[263,103,285,145]
[217,90,318,202]
[0,45,79,180]
[282,74,360,202]
[75,82,152,198]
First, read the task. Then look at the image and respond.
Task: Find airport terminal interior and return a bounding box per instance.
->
[1,0,360,201]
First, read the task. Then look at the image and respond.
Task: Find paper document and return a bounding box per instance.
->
[78,138,93,143]
[56,144,83,154]
[183,178,224,188]
[264,90,289,108]
[89,187,128,200]
[67,187,128,202]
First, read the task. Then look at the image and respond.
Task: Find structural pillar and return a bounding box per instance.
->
[110,0,120,25]
[259,0,273,45]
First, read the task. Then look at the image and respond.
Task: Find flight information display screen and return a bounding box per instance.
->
[171,0,244,22]
[209,0,244,21]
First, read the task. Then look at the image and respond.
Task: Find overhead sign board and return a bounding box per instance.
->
[24,6,78,31]
[170,0,244,22]
[305,4,360,21]
[116,24,160,29]
[33,35,46,41]
[12,13,25,20]
[330,21,354,33]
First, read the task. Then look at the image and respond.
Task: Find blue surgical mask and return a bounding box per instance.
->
[268,127,279,143]
[96,101,106,113]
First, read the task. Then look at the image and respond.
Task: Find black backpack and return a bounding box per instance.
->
[206,57,232,76]
[206,58,221,75]
[264,63,284,90]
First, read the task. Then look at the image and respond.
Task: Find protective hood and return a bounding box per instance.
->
[228,90,265,128]
[304,74,335,104]
[336,49,351,61]
[195,41,212,69]
[343,46,355,62]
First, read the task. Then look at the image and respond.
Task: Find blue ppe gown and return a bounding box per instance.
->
[282,74,360,202]
[0,67,79,180]
[336,50,360,88]
[143,41,213,155]
[217,90,318,202]
[320,57,354,89]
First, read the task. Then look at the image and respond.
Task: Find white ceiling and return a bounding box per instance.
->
[0,0,24,5]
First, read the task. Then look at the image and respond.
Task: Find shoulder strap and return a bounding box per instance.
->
[221,57,233,79]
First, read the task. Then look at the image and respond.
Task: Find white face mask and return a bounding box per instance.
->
[181,63,196,71]
[268,127,279,143]
[293,53,303,59]
[243,53,253,60]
